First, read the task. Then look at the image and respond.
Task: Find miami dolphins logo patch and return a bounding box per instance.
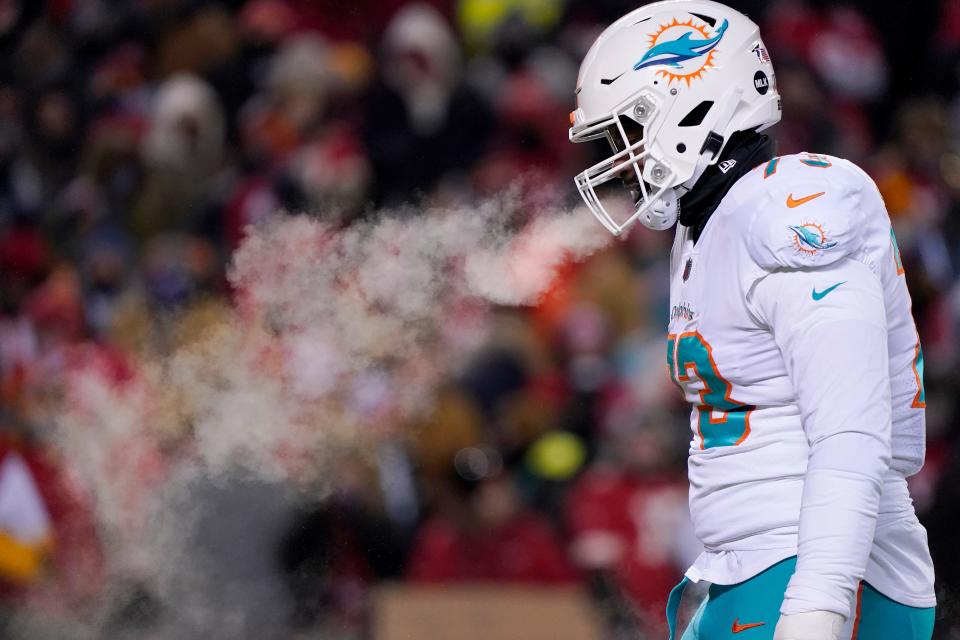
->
[789,223,837,255]
[634,17,729,85]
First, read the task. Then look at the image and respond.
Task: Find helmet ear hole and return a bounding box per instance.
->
[678,101,714,127]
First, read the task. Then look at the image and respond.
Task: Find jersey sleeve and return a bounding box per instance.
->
[748,256,892,618]
[744,158,866,272]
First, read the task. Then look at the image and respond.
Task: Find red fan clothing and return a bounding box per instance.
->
[407,511,576,584]
[567,468,688,620]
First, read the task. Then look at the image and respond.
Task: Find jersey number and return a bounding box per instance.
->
[668,332,754,449]
[890,227,926,408]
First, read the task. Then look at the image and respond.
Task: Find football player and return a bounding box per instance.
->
[568,1,936,639]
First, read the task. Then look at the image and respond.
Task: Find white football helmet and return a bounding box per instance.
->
[569,0,781,235]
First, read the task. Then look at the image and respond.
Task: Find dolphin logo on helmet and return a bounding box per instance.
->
[634,18,729,71]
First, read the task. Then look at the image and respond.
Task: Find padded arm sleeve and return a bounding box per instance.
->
[750,257,892,618]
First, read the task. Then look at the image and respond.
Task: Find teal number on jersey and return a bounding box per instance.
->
[891,226,926,408]
[667,334,677,381]
[668,332,753,449]
[913,343,926,408]
[799,153,833,168]
[891,226,905,275]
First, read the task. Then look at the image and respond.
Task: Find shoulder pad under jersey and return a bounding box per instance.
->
[742,153,871,271]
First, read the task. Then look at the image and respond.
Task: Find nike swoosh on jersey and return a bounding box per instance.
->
[786,191,825,208]
[732,618,766,633]
[812,281,845,301]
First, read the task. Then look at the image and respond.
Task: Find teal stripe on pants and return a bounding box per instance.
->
[852,582,935,640]
[667,557,934,639]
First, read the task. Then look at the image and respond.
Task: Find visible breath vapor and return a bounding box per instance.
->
[24,194,610,636]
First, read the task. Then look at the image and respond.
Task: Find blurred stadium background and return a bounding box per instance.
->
[0,0,959,638]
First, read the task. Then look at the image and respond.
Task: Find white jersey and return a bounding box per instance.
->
[667,152,936,617]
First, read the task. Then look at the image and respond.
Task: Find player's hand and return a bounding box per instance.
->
[773,611,844,640]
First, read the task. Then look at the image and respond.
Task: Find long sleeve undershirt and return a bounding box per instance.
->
[749,257,892,617]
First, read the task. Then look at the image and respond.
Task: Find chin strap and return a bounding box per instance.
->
[645,186,679,230]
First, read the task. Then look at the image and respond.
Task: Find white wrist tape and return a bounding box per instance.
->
[773,611,845,640]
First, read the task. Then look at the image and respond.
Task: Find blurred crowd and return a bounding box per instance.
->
[1,0,960,637]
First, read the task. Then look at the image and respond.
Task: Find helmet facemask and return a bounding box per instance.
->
[570,93,680,235]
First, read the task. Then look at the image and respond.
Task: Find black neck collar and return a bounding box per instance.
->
[678,130,777,243]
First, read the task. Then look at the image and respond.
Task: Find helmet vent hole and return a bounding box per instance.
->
[690,12,716,26]
[678,101,714,127]
[677,143,687,153]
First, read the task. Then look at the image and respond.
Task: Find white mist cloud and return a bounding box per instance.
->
[464,210,610,305]
[26,195,611,637]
